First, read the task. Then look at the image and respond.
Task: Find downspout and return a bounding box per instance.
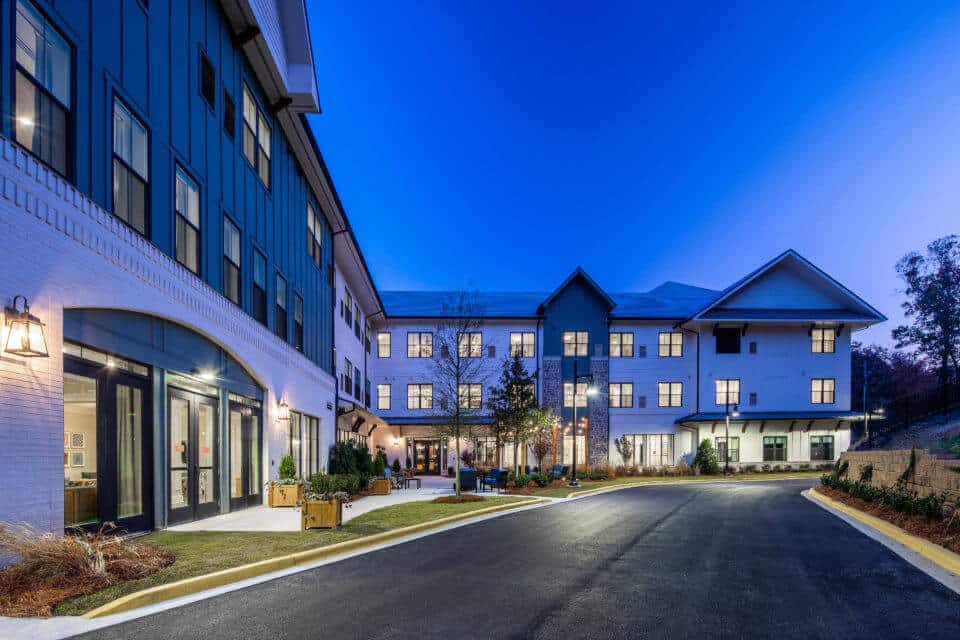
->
[675,321,702,461]
[331,229,348,458]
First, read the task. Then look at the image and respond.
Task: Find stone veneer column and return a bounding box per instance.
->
[589,357,610,466]
[541,356,562,417]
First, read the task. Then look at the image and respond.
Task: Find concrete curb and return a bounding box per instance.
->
[564,473,822,499]
[82,498,548,619]
[806,488,960,581]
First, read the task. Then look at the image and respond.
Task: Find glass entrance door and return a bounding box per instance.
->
[412,440,442,474]
[229,401,262,511]
[64,357,152,532]
[168,388,219,524]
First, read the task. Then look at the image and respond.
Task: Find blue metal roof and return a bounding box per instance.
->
[380,281,721,319]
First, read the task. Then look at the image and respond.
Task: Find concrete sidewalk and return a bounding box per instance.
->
[167,476,457,532]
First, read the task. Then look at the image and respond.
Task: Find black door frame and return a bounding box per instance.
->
[228,400,262,511]
[412,439,443,475]
[63,357,153,533]
[167,387,220,525]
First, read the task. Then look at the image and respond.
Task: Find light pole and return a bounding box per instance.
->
[569,359,595,487]
[724,401,739,476]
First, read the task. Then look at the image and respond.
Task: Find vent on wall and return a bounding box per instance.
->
[749,392,757,406]
[637,345,647,358]
[749,341,757,354]
[488,345,496,358]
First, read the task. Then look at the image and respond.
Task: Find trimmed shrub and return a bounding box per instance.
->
[392,458,402,474]
[330,442,358,475]
[858,463,874,484]
[693,439,720,475]
[532,472,553,487]
[277,454,297,481]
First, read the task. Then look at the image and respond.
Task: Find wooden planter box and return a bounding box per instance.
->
[268,482,303,507]
[369,478,392,495]
[301,499,343,530]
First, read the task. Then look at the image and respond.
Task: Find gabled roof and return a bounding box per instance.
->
[688,249,886,323]
[536,267,616,314]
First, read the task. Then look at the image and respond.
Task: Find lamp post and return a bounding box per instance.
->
[569,359,595,487]
[723,401,739,476]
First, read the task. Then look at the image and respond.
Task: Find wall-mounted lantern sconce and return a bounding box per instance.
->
[277,398,290,422]
[392,436,400,447]
[3,295,48,358]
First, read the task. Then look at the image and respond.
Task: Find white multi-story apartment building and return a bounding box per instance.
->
[358,252,884,474]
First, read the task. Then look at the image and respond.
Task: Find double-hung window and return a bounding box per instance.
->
[293,294,304,351]
[407,332,433,358]
[223,217,241,305]
[407,384,432,410]
[609,383,633,408]
[174,166,200,274]
[562,331,588,356]
[658,331,683,357]
[716,436,740,463]
[14,0,71,178]
[609,332,634,358]
[811,328,836,353]
[715,379,740,406]
[343,290,353,327]
[658,382,683,407]
[307,203,323,267]
[342,359,353,395]
[563,382,588,408]
[763,436,787,462]
[377,332,391,358]
[509,332,535,358]
[810,435,834,461]
[811,378,835,404]
[112,100,149,235]
[377,384,391,410]
[275,274,287,340]
[458,383,482,409]
[242,86,270,188]
[458,332,482,358]
[252,249,267,324]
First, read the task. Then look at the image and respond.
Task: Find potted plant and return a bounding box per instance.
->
[302,474,348,529]
[268,454,303,507]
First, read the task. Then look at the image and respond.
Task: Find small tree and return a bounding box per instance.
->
[430,291,491,497]
[528,406,555,472]
[892,235,960,397]
[488,354,537,475]
[277,454,296,482]
[693,439,720,475]
[391,458,402,475]
[614,435,634,466]
[329,441,358,475]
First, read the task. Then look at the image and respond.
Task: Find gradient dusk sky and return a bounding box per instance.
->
[305,1,960,346]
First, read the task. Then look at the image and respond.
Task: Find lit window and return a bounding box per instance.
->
[407,384,433,410]
[811,328,836,354]
[715,379,740,406]
[609,332,634,358]
[811,378,835,404]
[377,384,391,410]
[174,166,200,274]
[112,100,149,235]
[562,331,588,356]
[563,382,588,408]
[658,331,683,357]
[458,383,482,409]
[242,86,270,188]
[609,383,633,408]
[377,332,391,358]
[657,382,683,407]
[408,332,433,358]
[458,332,482,358]
[14,0,71,177]
[509,332,535,358]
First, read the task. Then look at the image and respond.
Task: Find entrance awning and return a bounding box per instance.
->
[675,410,867,425]
[337,402,390,436]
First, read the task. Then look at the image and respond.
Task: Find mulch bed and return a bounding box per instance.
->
[433,494,485,504]
[815,486,960,555]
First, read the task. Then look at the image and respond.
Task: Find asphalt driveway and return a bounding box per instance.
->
[72,480,960,639]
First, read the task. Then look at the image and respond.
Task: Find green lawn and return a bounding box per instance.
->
[533,471,824,498]
[55,496,521,616]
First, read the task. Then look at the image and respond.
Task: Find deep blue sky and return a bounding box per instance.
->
[306,1,960,346]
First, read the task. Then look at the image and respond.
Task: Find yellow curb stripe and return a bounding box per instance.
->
[808,488,960,577]
[565,473,822,499]
[82,498,547,619]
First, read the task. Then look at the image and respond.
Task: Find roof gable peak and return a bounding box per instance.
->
[537,266,616,314]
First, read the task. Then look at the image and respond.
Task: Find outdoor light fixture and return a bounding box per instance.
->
[568,360,594,488]
[392,436,400,447]
[277,398,290,421]
[3,295,48,358]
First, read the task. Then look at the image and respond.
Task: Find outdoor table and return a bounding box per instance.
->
[403,477,422,490]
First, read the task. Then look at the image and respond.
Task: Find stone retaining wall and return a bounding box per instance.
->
[838,450,960,506]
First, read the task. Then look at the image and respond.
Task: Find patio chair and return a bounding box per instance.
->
[457,468,477,492]
[481,468,508,493]
[550,464,569,479]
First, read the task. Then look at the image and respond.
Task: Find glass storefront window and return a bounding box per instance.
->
[170,397,190,509]
[64,373,98,527]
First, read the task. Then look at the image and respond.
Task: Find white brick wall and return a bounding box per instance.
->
[0,137,337,532]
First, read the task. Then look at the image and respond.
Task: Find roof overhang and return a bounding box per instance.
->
[675,410,872,424]
[379,415,495,427]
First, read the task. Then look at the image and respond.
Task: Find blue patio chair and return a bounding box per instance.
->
[550,464,569,479]
[482,468,508,493]
[457,468,477,492]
